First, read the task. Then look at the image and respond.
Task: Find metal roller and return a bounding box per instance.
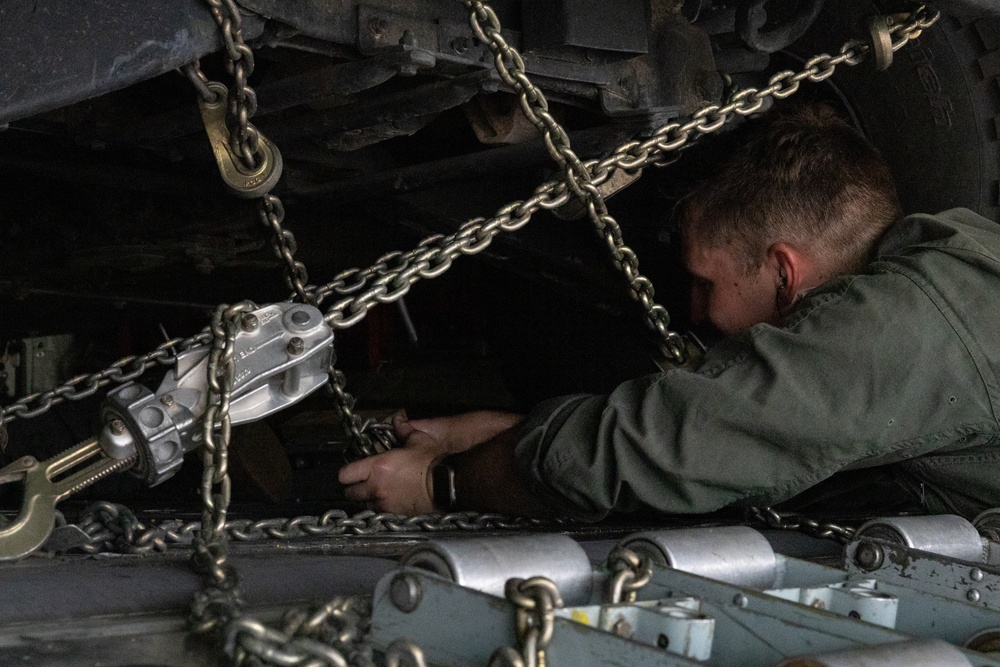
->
[776,638,974,667]
[616,526,778,589]
[400,535,594,606]
[853,515,985,563]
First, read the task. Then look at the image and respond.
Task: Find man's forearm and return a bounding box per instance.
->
[447,426,552,517]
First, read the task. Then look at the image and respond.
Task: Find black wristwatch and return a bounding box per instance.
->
[430,459,457,510]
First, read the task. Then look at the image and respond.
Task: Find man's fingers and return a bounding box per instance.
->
[338,457,373,485]
[393,410,417,440]
[343,481,373,502]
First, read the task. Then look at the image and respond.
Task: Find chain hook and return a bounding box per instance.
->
[197,82,283,198]
[864,14,894,71]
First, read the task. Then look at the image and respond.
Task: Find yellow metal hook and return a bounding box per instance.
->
[197,82,283,199]
[0,438,136,560]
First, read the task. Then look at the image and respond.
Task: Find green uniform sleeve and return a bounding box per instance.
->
[513,245,995,521]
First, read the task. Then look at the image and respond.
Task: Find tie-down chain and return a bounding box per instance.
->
[0,0,933,572]
[0,2,939,665]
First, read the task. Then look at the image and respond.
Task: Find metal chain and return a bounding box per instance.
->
[0,331,212,424]
[385,638,428,667]
[314,4,940,336]
[490,577,562,667]
[0,9,934,667]
[226,596,375,667]
[460,1,687,363]
[203,0,260,169]
[0,6,939,429]
[189,301,256,637]
[258,193,315,305]
[197,0,314,304]
[72,502,549,555]
[605,546,654,604]
[328,369,398,461]
[749,506,858,544]
[198,0,383,457]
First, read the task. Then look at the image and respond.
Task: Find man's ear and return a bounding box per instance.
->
[768,242,803,314]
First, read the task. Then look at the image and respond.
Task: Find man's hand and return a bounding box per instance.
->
[337,410,536,517]
[338,428,442,515]
[399,410,523,453]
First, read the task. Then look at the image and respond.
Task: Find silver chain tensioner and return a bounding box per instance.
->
[0,302,333,557]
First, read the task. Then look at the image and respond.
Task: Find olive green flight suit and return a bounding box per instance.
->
[514,208,1000,521]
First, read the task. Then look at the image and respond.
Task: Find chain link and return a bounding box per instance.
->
[203,0,261,170]
[749,506,858,544]
[259,193,315,305]
[0,332,212,424]
[188,301,256,637]
[490,577,562,667]
[73,502,551,555]
[226,596,375,667]
[385,638,428,667]
[329,369,399,461]
[460,0,687,363]
[195,1,315,304]
[605,546,654,603]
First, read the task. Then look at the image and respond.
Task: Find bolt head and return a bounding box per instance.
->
[287,337,305,355]
[853,541,885,571]
[971,567,985,582]
[732,593,749,608]
[389,573,422,613]
[611,617,633,638]
[968,588,982,603]
[241,313,260,333]
[160,394,175,407]
[110,419,127,436]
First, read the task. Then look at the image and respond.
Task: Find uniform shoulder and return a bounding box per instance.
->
[876,208,1000,259]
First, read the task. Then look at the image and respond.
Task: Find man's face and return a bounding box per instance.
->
[682,230,777,337]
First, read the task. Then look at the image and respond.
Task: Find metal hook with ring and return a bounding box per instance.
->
[197,81,284,198]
